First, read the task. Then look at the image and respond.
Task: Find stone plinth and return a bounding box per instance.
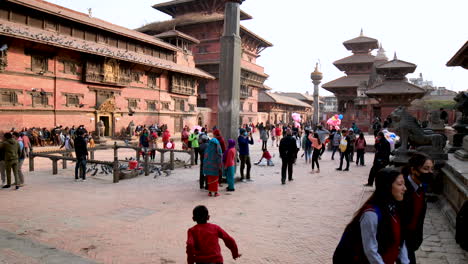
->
[445,126,462,153]
[454,136,468,161]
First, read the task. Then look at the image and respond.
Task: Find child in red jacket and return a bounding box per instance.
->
[186,205,241,264]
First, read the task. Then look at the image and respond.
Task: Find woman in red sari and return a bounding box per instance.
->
[203,138,223,197]
[162,129,171,149]
[181,127,189,150]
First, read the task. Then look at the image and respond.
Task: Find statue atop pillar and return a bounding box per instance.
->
[97,120,105,138]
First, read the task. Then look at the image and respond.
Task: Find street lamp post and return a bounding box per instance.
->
[311,63,323,126]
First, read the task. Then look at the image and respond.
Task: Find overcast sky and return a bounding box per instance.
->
[47,0,467,95]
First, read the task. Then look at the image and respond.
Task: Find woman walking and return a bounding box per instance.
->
[355,132,367,166]
[309,132,322,173]
[223,139,236,192]
[203,138,223,197]
[333,168,409,264]
[302,130,312,163]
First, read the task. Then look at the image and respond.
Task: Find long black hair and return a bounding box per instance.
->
[401,152,432,177]
[348,168,403,248]
[313,132,321,145]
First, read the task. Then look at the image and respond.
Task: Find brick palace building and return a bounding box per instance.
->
[138,0,273,128]
[0,0,214,135]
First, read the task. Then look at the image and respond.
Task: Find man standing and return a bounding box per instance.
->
[1,132,21,189]
[347,128,356,162]
[189,129,200,165]
[336,129,351,171]
[237,129,254,182]
[74,131,88,182]
[365,131,391,186]
[0,142,5,186]
[331,129,341,160]
[279,129,297,184]
[13,132,26,186]
[260,128,269,151]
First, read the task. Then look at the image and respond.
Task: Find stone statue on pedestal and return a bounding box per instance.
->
[390,106,448,163]
[97,120,105,138]
[428,110,445,131]
[127,121,135,137]
[452,92,468,147]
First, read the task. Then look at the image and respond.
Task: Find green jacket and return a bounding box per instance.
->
[1,138,20,161]
[188,133,199,148]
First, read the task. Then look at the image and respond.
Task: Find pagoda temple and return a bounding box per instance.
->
[366,53,426,118]
[322,30,427,130]
[138,0,273,128]
[322,30,380,130]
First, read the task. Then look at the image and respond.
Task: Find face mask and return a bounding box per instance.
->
[243,132,248,136]
[419,172,433,183]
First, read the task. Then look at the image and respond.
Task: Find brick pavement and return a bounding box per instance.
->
[0,137,466,263]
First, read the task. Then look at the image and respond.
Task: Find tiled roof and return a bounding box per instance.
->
[279,92,314,102]
[376,59,416,70]
[0,21,214,79]
[343,35,378,45]
[366,81,427,95]
[7,0,177,51]
[258,92,312,108]
[155,30,200,44]
[322,75,369,89]
[138,14,272,48]
[447,41,468,68]
[152,0,253,20]
[334,54,376,65]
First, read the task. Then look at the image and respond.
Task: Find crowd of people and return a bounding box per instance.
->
[1,119,438,264]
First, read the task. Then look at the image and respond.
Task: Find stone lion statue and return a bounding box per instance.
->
[453,92,468,124]
[390,106,446,155]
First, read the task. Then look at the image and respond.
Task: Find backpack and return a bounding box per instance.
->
[333,206,381,264]
[356,138,365,149]
[339,137,348,152]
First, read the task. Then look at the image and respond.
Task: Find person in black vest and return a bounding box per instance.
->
[401,153,434,264]
[74,130,88,182]
[365,132,391,186]
[333,168,409,264]
[279,128,297,184]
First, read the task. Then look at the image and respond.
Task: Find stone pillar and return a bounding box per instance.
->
[218,0,243,141]
[311,63,322,126]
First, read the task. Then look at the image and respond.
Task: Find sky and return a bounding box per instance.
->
[46,0,468,96]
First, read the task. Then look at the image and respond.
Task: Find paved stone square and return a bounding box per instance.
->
[0,137,466,263]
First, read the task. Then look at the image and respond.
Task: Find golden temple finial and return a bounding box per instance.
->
[394,51,398,60]
[360,28,363,36]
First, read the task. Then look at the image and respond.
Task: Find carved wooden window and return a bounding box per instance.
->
[31,92,49,107]
[147,73,159,88]
[29,16,43,28]
[31,55,48,73]
[147,101,156,111]
[0,8,8,20]
[61,60,78,75]
[118,40,126,49]
[189,104,195,112]
[73,29,85,39]
[45,19,57,32]
[161,102,170,110]
[132,72,142,83]
[85,31,97,42]
[240,85,249,99]
[64,93,82,107]
[171,74,195,95]
[11,11,27,24]
[0,90,19,106]
[97,34,107,44]
[108,37,117,48]
[198,46,208,53]
[128,99,138,109]
[60,24,72,36]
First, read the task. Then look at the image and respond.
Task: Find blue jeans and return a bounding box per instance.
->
[75,158,87,179]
